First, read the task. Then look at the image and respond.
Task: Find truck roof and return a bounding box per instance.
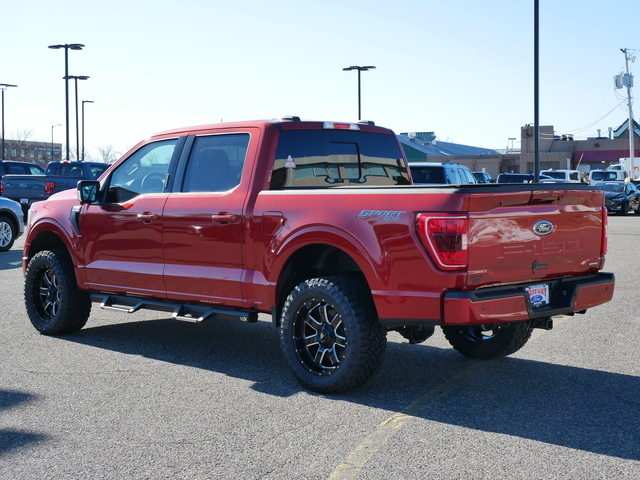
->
[148,118,395,140]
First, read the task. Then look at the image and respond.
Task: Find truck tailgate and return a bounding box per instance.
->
[466,187,606,288]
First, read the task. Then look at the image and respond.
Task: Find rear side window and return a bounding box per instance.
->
[592,171,617,181]
[270,130,409,189]
[182,134,249,193]
[6,163,28,174]
[411,166,445,184]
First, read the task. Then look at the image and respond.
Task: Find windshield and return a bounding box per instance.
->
[544,171,564,179]
[598,183,624,192]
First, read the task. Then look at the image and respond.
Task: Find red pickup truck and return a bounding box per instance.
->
[22,118,615,393]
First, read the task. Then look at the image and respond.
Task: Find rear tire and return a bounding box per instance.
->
[24,250,91,335]
[280,276,386,393]
[442,321,532,360]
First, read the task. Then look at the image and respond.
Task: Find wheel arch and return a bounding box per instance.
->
[273,243,373,326]
[0,210,20,233]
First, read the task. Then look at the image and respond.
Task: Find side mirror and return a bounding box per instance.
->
[77,180,99,204]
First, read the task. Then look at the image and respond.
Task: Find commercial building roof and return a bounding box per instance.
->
[397,132,498,163]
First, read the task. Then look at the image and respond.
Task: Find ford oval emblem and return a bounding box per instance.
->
[533,220,554,236]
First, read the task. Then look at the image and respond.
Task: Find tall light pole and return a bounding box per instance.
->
[81,100,94,162]
[48,43,85,161]
[342,65,376,120]
[621,48,636,178]
[533,0,540,180]
[64,75,89,161]
[0,83,17,160]
[51,124,61,162]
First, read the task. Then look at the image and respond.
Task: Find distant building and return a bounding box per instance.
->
[398,131,502,176]
[399,119,640,179]
[2,139,62,167]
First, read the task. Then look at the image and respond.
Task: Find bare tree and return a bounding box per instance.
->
[5,129,33,161]
[96,144,119,164]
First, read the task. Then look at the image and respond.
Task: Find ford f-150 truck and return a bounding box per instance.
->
[22,118,615,393]
[1,161,108,214]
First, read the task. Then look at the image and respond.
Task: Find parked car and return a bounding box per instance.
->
[496,173,554,183]
[588,169,626,186]
[0,196,24,251]
[409,162,477,185]
[472,171,494,183]
[541,169,584,183]
[595,181,640,215]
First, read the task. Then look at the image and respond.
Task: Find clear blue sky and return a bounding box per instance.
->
[2,0,639,159]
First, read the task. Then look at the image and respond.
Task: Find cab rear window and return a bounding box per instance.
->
[270,130,409,189]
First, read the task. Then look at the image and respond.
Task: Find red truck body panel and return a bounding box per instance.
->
[23,119,614,329]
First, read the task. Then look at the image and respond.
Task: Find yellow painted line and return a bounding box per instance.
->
[328,362,485,480]
[328,318,569,480]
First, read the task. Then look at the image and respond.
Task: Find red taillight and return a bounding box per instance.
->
[0,180,3,195]
[417,214,468,270]
[44,181,55,195]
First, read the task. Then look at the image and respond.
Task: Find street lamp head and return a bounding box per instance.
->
[343,65,376,72]
[48,43,85,50]
[63,75,90,80]
[83,100,94,104]
[0,84,18,89]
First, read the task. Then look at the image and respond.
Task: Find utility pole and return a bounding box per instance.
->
[621,48,636,178]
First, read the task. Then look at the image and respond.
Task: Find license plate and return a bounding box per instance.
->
[526,283,549,306]
[20,198,28,204]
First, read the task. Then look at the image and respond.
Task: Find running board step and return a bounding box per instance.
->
[91,293,258,323]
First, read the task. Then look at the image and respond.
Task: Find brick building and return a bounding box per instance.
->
[2,139,63,167]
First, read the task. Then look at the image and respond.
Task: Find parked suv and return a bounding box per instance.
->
[409,162,477,185]
[541,169,584,183]
[473,171,494,183]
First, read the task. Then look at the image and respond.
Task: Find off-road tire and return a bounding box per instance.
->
[442,321,533,360]
[0,214,16,252]
[25,250,91,335]
[280,276,386,393]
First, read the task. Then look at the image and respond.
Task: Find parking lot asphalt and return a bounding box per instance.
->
[1,216,639,479]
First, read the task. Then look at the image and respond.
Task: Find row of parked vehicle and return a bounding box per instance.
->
[0,159,109,252]
[408,162,640,215]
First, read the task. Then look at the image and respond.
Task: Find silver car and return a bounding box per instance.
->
[0,196,24,251]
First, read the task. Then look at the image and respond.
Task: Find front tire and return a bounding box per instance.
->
[25,250,91,335]
[620,201,628,216]
[0,214,16,252]
[442,321,532,360]
[280,276,386,393]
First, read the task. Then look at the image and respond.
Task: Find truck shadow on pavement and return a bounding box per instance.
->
[0,390,47,455]
[62,316,639,462]
[0,248,23,272]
